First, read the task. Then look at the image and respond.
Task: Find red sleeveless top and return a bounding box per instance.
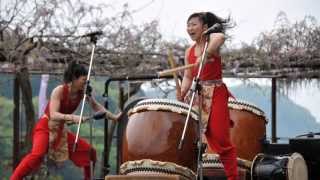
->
[44,84,83,117]
[188,45,222,80]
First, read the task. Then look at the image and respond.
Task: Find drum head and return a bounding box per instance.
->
[129,98,199,121]
[228,98,266,121]
[287,152,308,180]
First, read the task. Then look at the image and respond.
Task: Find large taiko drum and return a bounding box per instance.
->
[206,99,267,161]
[121,98,199,172]
[251,153,308,180]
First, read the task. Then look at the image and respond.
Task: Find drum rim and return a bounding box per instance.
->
[120,159,196,180]
[228,98,267,123]
[202,153,252,170]
[129,98,199,121]
[137,98,198,112]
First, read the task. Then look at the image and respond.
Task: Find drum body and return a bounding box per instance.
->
[228,99,267,161]
[121,99,199,172]
[251,153,308,180]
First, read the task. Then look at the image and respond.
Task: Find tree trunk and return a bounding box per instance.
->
[16,68,35,149]
[13,75,20,169]
[14,39,37,150]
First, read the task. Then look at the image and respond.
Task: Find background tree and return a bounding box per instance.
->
[223,11,320,77]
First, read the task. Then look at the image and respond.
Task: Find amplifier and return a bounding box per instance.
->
[289,135,320,180]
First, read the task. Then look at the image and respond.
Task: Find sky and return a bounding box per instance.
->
[97,0,320,45]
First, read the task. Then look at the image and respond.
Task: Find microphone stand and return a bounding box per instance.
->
[89,97,94,180]
[73,34,98,180]
[178,37,210,180]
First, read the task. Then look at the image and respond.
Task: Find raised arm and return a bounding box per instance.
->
[205,32,225,58]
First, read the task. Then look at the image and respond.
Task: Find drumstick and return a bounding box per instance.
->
[167,48,181,95]
[158,62,199,77]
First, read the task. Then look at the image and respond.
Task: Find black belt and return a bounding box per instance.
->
[199,79,223,85]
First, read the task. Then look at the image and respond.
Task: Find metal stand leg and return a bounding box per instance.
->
[178,39,211,179]
[73,34,99,180]
[197,96,203,180]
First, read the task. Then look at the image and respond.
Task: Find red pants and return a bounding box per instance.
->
[10,118,96,180]
[205,84,238,180]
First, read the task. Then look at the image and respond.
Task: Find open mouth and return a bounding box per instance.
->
[189,32,196,38]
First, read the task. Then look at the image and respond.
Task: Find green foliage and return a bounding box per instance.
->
[0,96,13,178]
[0,96,13,133]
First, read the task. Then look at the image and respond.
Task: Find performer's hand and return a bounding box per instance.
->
[66,115,88,125]
[85,84,92,97]
[71,115,88,123]
[104,111,122,122]
[114,112,123,122]
[86,89,96,101]
[196,56,201,64]
[176,91,184,102]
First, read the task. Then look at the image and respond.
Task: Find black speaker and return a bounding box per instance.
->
[289,135,320,180]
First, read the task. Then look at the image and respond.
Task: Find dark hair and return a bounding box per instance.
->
[63,60,88,83]
[187,12,232,33]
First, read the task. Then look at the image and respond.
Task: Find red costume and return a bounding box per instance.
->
[11,84,96,180]
[187,45,238,179]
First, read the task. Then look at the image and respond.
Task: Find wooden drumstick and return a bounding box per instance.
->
[158,62,199,77]
[167,48,181,94]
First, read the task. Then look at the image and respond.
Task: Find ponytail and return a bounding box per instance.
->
[63,60,88,83]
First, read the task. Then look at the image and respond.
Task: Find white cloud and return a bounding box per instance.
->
[93,0,320,44]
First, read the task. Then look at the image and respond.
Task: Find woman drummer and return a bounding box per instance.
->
[177,12,238,180]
